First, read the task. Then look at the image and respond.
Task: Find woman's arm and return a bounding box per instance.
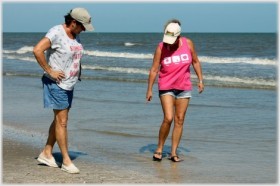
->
[146,45,161,102]
[33,37,65,82]
[188,38,204,93]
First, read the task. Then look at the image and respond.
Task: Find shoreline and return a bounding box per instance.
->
[2,135,166,184]
[2,76,277,184]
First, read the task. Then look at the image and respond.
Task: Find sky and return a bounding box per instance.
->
[1,1,278,33]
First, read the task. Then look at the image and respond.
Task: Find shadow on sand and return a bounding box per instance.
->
[139,144,190,158]
[36,151,87,166]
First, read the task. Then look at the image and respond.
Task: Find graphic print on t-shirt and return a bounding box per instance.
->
[163,54,190,65]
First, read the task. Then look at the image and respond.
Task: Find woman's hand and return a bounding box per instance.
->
[198,82,204,94]
[146,90,153,103]
[49,69,65,83]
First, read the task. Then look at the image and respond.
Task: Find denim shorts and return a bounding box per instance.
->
[159,89,192,99]
[42,75,73,110]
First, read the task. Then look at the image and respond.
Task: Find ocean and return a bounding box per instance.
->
[2,32,277,183]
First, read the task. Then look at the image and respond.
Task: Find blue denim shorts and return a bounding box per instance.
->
[159,89,192,99]
[42,75,73,110]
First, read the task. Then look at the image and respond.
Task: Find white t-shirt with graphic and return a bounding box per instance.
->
[45,25,83,90]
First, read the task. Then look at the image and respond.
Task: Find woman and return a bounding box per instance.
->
[146,19,204,162]
[33,7,94,173]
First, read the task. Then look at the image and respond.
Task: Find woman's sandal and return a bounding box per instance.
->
[153,152,162,161]
[170,155,184,162]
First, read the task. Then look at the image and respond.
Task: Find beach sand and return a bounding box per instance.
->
[2,137,166,184]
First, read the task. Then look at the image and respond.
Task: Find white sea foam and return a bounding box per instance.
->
[3,55,37,62]
[3,46,34,54]
[84,50,153,59]
[199,56,276,66]
[85,50,277,66]
[3,46,277,66]
[82,65,149,75]
[124,42,140,46]
[202,74,276,87]
[16,46,34,54]
[83,64,276,87]
[2,51,276,87]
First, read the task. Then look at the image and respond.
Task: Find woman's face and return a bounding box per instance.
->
[172,37,180,46]
[167,36,180,50]
[75,21,86,32]
[71,20,85,34]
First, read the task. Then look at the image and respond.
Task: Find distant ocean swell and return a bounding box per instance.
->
[3,46,277,89]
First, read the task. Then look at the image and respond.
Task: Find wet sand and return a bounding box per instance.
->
[2,137,166,184]
[2,76,277,184]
